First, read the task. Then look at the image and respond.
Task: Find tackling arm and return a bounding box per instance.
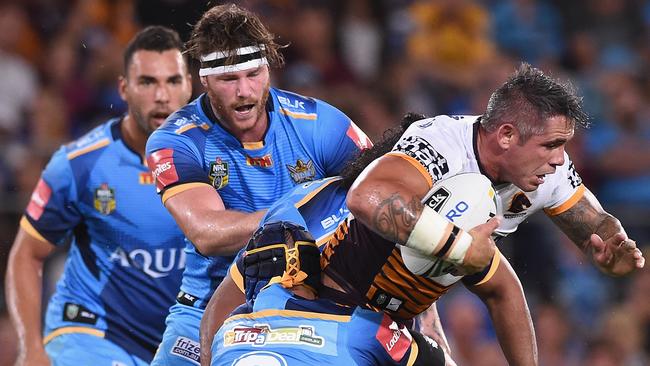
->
[549,187,645,276]
[199,271,245,366]
[164,185,266,256]
[6,225,55,366]
[467,255,538,366]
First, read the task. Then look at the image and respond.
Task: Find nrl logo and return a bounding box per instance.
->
[94,183,116,215]
[65,303,79,319]
[286,159,315,184]
[209,158,229,190]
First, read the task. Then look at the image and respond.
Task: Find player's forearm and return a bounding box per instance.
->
[551,189,621,252]
[6,245,47,354]
[186,210,266,256]
[471,260,537,365]
[200,274,245,366]
[485,292,537,366]
[417,303,451,355]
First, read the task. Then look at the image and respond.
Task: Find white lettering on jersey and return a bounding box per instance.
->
[109,247,186,278]
[394,135,449,180]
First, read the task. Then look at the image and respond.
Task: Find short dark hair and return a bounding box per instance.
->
[340,112,427,188]
[185,3,284,69]
[481,63,590,141]
[123,26,184,75]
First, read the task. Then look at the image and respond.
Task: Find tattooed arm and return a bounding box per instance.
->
[347,155,499,273]
[549,187,645,276]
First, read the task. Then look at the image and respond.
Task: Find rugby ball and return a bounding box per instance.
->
[400,173,498,277]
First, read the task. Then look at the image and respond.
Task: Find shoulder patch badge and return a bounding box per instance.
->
[287,159,315,184]
[94,183,116,215]
[209,158,229,190]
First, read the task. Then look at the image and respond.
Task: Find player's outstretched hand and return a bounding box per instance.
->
[462,216,501,274]
[589,232,645,276]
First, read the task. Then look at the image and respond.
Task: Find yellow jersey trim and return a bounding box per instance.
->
[175,124,197,135]
[293,177,341,209]
[161,182,212,204]
[67,139,110,160]
[43,326,105,345]
[474,249,502,286]
[230,264,245,294]
[242,141,264,149]
[280,108,317,120]
[544,184,585,216]
[225,308,352,324]
[20,216,49,244]
[406,340,419,365]
[385,152,433,188]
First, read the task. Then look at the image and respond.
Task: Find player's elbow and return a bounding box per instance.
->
[346,186,373,223]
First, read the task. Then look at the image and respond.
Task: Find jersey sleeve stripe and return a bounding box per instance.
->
[280,108,317,120]
[385,152,433,188]
[229,263,245,294]
[225,308,352,323]
[161,182,212,204]
[406,341,419,366]
[66,139,110,160]
[293,177,340,208]
[174,124,198,135]
[43,326,105,345]
[473,249,502,286]
[544,184,585,216]
[20,216,50,244]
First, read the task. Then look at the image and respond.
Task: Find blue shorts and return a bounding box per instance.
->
[44,332,148,366]
[150,303,203,366]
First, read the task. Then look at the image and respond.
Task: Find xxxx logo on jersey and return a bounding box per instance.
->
[94,183,116,215]
[224,324,324,348]
[209,158,229,190]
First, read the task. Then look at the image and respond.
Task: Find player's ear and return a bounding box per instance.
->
[496,123,516,149]
[200,76,208,88]
[118,75,128,102]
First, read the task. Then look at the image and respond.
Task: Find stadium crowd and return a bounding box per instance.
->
[0,0,649,365]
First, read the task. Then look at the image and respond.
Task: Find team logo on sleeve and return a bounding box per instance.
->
[209,158,229,189]
[287,159,316,183]
[26,178,52,220]
[148,148,179,192]
[376,315,411,362]
[94,183,116,215]
[394,136,449,180]
[346,122,372,149]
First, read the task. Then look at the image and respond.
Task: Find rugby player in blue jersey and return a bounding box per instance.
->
[145,4,370,366]
[211,222,448,366]
[6,26,193,366]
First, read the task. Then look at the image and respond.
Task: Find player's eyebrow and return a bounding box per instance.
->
[543,138,568,147]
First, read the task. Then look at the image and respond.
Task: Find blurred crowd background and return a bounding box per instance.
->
[0,0,649,365]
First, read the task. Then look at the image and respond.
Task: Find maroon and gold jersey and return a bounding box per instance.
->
[321,218,500,321]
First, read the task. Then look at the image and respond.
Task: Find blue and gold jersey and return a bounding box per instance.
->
[212,284,419,366]
[22,119,186,362]
[146,88,370,308]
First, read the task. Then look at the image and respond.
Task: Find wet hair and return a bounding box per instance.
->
[123,26,184,75]
[481,63,590,142]
[340,112,427,188]
[185,3,284,68]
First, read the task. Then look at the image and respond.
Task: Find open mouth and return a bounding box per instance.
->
[235,104,255,113]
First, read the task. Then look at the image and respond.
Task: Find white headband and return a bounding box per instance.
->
[199,45,268,76]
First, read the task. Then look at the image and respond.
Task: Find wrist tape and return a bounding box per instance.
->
[405,206,473,265]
